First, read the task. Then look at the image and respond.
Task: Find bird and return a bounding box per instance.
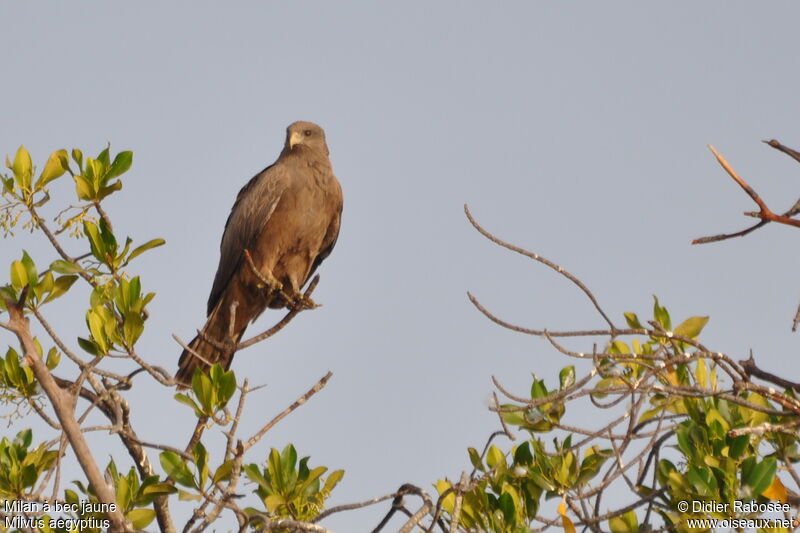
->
[175,121,343,388]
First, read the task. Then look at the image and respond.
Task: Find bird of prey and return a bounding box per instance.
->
[175,121,343,387]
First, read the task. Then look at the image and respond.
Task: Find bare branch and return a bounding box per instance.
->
[728,420,800,438]
[740,354,800,392]
[248,516,334,532]
[465,204,617,331]
[764,138,800,164]
[243,371,332,451]
[313,491,401,523]
[694,144,800,244]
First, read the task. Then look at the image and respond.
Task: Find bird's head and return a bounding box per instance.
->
[285,121,328,155]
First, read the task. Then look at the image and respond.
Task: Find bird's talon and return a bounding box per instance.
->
[291,293,319,310]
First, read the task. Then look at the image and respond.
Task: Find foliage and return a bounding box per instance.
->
[434,296,798,532]
[244,444,344,526]
[0,429,58,498]
[0,146,343,532]
[1,142,798,532]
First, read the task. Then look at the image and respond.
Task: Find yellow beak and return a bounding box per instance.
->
[289,131,303,149]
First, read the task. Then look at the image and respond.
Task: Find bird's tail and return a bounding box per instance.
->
[175,303,246,389]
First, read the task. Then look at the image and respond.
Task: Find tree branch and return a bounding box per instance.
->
[3,297,131,532]
[465,204,617,331]
[243,371,332,452]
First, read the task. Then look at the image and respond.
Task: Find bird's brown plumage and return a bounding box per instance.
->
[175,121,343,387]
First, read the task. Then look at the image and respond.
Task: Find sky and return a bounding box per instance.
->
[2,2,800,531]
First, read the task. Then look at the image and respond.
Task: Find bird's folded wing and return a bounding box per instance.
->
[206,164,288,314]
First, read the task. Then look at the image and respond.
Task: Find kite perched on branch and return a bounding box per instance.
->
[176,121,343,387]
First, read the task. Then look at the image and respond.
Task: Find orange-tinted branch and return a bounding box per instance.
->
[693,144,800,244]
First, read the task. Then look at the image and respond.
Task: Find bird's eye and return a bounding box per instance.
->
[304,130,312,136]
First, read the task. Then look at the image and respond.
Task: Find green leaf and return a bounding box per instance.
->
[77,337,101,356]
[499,406,527,427]
[674,316,709,339]
[159,451,195,488]
[50,260,84,274]
[577,447,611,486]
[140,482,178,497]
[486,445,505,469]
[17,428,33,448]
[468,447,484,471]
[609,510,639,533]
[265,494,286,513]
[36,270,54,297]
[497,491,516,524]
[84,221,106,261]
[323,469,344,493]
[530,377,548,399]
[36,149,69,188]
[559,366,575,390]
[126,509,155,530]
[74,174,95,200]
[106,151,133,180]
[122,311,144,347]
[652,296,671,331]
[87,158,105,184]
[743,392,770,426]
[86,307,110,354]
[609,340,630,354]
[115,473,131,510]
[192,370,215,415]
[46,347,60,370]
[212,460,235,484]
[728,434,749,459]
[5,348,24,387]
[2,175,14,194]
[173,393,203,417]
[743,457,776,495]
[11,146,33,190]
[281,444,298,473]
[178,490,201,501]
[192,442,209,490]
[97,146,111,167]
[71,148,83,170]
[20,251,37,286]
[98,218,117,257]
[705,408,729,433]
[43,275,78,304]
[125,238,166,264]
[623,312,643,329]
[513,441,533,465]
[217,369,237,406]
[10,260,28,288]
[97,178,123,200]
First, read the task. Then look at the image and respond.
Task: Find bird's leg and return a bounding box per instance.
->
[283,276,320,310]
[243,249,291,298]
[288,291,320,310]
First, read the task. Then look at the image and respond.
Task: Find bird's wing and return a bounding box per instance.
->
[306,179,343,284]
[206,163,288,315]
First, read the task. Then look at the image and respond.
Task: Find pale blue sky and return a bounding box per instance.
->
[2,2,800,530]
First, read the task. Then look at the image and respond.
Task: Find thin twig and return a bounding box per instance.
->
[313,491,401,523]
[243,371,332,451]
[464,205,616,331]
[764,138,800,164]
[694,144,800,244]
